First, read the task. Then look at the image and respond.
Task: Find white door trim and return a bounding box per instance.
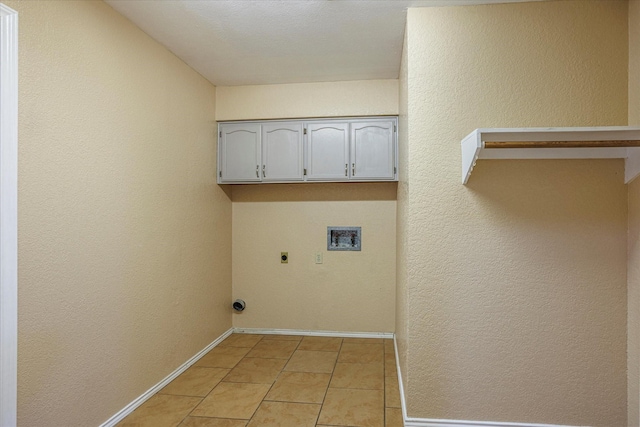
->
[0,3,18,426]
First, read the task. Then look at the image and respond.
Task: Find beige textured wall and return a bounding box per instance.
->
[396,29,409,381]
[401,1,628,425]
[8,1,232,426]
[215,80,398,121]
[217,80,398,333]
[631,1,640,125]
[629,1,640,425]
[232,184,396,332]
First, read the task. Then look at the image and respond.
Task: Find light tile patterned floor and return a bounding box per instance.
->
[117,333,403,427]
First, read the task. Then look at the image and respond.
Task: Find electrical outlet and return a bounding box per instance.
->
[315,252,323,264]
[281,252,288,263]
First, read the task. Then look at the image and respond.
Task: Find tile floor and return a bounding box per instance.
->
[117,333,403,427]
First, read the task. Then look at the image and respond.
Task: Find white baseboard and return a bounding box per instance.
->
[100,327,389,426]
[233,327,394,339]
[99,327,234,427]
[101,328,582,427]
[393,335,409,421]
[392,337,584,427]
[404,419,586,427]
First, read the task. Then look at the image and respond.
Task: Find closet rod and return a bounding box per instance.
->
[484,140,640,149]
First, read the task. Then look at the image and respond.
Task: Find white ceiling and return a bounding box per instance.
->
[105,0,538,87]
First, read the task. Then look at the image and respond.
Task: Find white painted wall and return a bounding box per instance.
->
[0,4,18,427]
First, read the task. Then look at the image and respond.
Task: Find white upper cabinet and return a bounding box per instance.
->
[219,124,261,182]
[262,123,304,181]
[306,123,350,181]
[217,117,397,184]
[350,120,395,180]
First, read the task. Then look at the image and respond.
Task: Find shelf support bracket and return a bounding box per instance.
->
[626,147,640,184]
[461,129,482,184]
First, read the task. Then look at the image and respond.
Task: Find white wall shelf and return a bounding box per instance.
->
[461,126,640,184]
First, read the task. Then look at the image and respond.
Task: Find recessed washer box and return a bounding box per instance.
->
[327,227,361,251]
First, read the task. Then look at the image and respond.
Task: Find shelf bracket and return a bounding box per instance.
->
[626,147,640,184]
[461,129,482,184]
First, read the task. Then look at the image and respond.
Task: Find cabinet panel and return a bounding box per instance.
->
[220,124,261,182]
[306,123,349,181]
[217,117,397,184]
[351,121,395,180]
[262,123,304,181]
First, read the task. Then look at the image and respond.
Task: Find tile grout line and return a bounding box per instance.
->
[316,337,343,426]
[288,337,324,426]
[182,334,265,426]
[128,334,395,427]
[237,335,268,426]
[247,334,303,426]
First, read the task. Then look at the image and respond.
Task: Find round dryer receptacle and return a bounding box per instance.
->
[232,299,246,312]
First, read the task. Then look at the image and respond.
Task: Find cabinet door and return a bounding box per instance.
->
[219,124,261,182]
[306,122,349,181]
[262,123,304,181]
[350,120,395,180]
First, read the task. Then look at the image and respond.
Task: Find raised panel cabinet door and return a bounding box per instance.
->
[262,123,304,181]
[220,124,261,182]
[306,122,350,181]
[350,120,395,180]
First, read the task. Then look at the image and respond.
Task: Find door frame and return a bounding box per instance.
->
[0,3,18,426]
